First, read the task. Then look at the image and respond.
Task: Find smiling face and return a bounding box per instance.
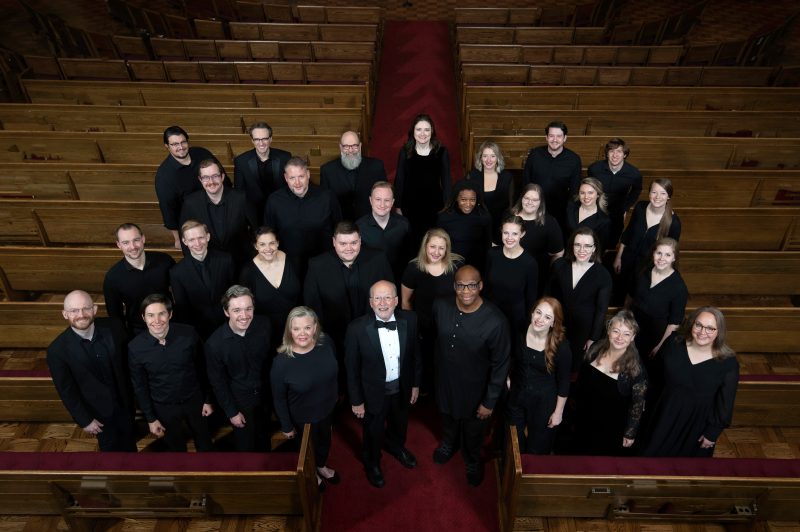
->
[454,267,483,310]
[456,189,477,215]
[414,120,432,146]
[579,183,598,208]
[425,236,446,264]
[225,295,254,334]
[653,244,676,272]
[572,233,595,263]
[182,225,210,259]
[333,231,361,265]
[607,145,626,168]
[254,231,279,262]
[649,182,669,209]
[546,127,566,153]
[62,291,97,331]
[284,164,310,198]
[290,315,317,351]
[198,162,224,196]
[501,222,524,250]
[116,227,145,262]
[369,186,394,218]
[143,302,171,339]
[165,134,189,161]
[250,127,272,158]
[521,190,541,216]
[691,311,719,348]
[481,147,497,171]
[608,319,635,351]
[530,301,555,333]
[369,281,398,322]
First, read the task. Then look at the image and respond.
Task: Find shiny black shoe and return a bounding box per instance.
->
[433,443,454,465]
[365,466,385,488]
[389,448,417,469]
[466,462,484,487]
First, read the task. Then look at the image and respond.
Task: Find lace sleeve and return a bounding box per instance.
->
[624,371,648,439]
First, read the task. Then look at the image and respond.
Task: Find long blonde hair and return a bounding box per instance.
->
[412,228,463,274]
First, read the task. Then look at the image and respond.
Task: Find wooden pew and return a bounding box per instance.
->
[458,44,685,66]
[456,26,606,45]
[0,301,106,349]
[146,38,377,63]
[229,22,378,43]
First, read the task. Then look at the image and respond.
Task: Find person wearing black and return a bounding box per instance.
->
[564,177,611,253]
[205,285,272,452]
[104,223,175,338]
[462,140,514,244]
[128,293,214,452]
[395,113,452,250]
[155,126,230,249]
[320,130,387,222]
[47,290,136,452]
[233,122,292,223]
[356,181,412,282]
[180,159,258,270]
[170,220,235,339]
[587,138,643,247]
[345,280,422,488]
[522,121,582,228]
[432,265,510,487]
[436,180,492,273]
[263,157,342,281]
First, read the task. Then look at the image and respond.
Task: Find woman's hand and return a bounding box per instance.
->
[547,411,563,428]
[622,437,635,448]
[698,435,715,449]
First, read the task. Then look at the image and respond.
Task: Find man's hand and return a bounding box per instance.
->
[202,403,214,416]
[476,405,493,420]
[149,420,166,438]
[352,403,365,419]
[82,419,104,435]
[230,412,246,428]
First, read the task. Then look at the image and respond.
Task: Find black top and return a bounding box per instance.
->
[522,146,582,226]
[564,201,611,253]
[155,146,230,231]
[432,298,510,418]
[238,259,301,348]
[205,316,272,418]
[484,247,538,334]
[233,147,292,222]
[630,269,689,358]
[270,341,339,432]
[463,169,515,244]
[620,201,682,274]
[128,322,209,423]
[509,338,571,399]
[587,159,642,237]
[395,146,452,247]
[103,251,175,337]
[356,212,413,281]
[436,210,492,272]
[401,261,459,328]
[516,212,564,296]
[320,156,387,222]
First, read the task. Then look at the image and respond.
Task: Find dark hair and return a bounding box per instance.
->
[564,227,602,262]
[114,222,142,241]
[544,121,568,136]
[140,293,173,315]
[334,220,360,237]
[248,122,272,138]
[403,113,441,158]
[586,309,642,378]
[650,178,675,240]
[604,137,630,158]
[680,306,736,360]
[252,225,278,243]
[501,214,526,233]
[441,179,488,216]
[511,183,546,226]
[163,126,188,144]
[221,284,254,310]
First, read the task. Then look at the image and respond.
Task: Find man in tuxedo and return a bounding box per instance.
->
[345,280,421,488]
[170,220,235,339]
[47,290,136,451]
[180,159,258,269]
[234,122,292,222]
[320,131,387,221]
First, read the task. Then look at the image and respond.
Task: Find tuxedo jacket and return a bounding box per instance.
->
[345,309,422,413]
[320,156,387,221]
[169,249,235,337]
[46,317,133,427]
[233,147,292,219]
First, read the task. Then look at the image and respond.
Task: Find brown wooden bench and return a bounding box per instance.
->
[0,301,106,349]
[229,22,378,43]
[458,44,685,66]
[681,251,800,296]
[456,26,607,46]
[295,5,382,24]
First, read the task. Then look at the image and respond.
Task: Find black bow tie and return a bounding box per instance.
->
[376,320,397,331]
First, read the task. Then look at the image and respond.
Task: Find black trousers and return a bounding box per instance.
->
[231,401,269,452]
[508,386,557,454]
[153,390,214,452]
[440,413,490,465]
[362,392,408,469]
[298,415,332,468]
[96,401,137,452]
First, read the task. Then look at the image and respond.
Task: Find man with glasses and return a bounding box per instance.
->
[234,122,292,222]
[321,131,387,221]
[432,265,510,487]
[156,126,230,249]
[47,290,136,451]
[180,159,257,270]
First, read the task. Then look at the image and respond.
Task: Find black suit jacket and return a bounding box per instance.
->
[233,147,292,220]
[46,317,133,427]
[320,156,387,221]
[169,249,235,338]
[345,309,422,413]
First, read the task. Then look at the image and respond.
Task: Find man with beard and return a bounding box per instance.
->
[320,131,386,221]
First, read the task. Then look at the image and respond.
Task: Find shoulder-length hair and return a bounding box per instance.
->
[680,306,736,360]
[511,183,547,226]
[651,236,680,270]
[473,140,505,173]
[564,227,602,263]
[412,228,462,274]
[403,113,441,158]
[532,297,566,374]
[586,310,643,378]
[576,177,608,213]
[650,178,675,240]
[441,179,489,216]
[278,306,323,357]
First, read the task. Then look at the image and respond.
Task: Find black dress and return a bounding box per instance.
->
[436,209,491,272]
[564,201,611,253]
[239,259,302,352]
[546,259,612,370]
[516,212,564,297]
[587,159,643,246]
[573,356,647,456]
[395,146,452,249]
[462,169,515,244]
[630,269,689,359]
[642,334,739,457]
[484,247,538,335]
[619,201,682,289]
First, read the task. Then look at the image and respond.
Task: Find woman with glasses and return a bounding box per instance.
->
[436,180,492,272]
[643,307,739,457]
[573,310,647,456]
[463,141,515,244]
[546,228,612,370]
[564,177,611,253]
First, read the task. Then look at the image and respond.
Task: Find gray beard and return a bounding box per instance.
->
[341,152,362,170]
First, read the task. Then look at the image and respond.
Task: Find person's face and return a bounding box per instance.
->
[413,120,432,145]
[116,227,145,261]
[653,244,676,272]
[457,189,477,215]
[369,282,398,322]
[225,295,254,334]
[649,183,669,209]
[607,145,626,167]
[691,311,719,348]
[573,234,595,263]
[290,315,316,350]
[62,293,97,331]
[521,190,540,215]
[369,186,394,217]
[608,320,635,351]
[579,184,598,208]
[285,165,310,197]
[254,232,279,262]
[546,127,566,152]
[182,226,210,257]
[165,134,189,161]
[501,222,524,249]
[143,302,171,338]
[481,148,497,171]
[198,163,224,196]
[250,127,272,157]
[333,231,361,264]
[339,132,361,157]
[425,236,447,264]
[530,302,555,333]
[454,270,482,308]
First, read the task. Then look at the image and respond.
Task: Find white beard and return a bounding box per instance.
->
[341,152,362,170]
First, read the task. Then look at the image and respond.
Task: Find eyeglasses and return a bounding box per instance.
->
[200,173,223,182]
[168,140,188,148]
[252,137,271,144]
[693,322,718,334]
[340,143,360,151]
[573,243,595,250]
[455,282,480,292]
[610,328,633,339]
[65,306,94,315]
[370,296,396,303]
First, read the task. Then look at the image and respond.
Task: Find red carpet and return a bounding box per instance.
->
[368,20,464,183]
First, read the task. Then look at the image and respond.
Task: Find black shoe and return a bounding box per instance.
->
[317,476,326,492]
[365,465,385,488]
[389,448,417,469]
[466,462,484,487]
[433,443,454,465]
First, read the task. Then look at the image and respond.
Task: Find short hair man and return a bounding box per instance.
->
[264,157,342,280]
[233,122,293,222]
[47,290,136,451]
[128,293,214,452]
[205,285,272,451]
[356,181,412,281]
[155,125,231,249]
[432,265,510,487]
[180,159,258,269]
[169,220,235,339]
[522,121,582,228]
[320,131,387,221]
[345,280,422,488]
[103,222,175,338]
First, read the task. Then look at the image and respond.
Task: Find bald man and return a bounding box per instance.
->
[320,130,387,221]
[46,291,136,451]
